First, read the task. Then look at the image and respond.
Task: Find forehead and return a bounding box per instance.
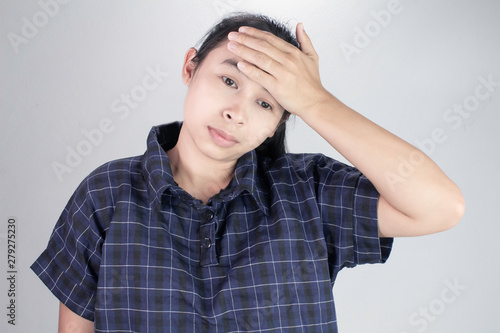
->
[200,41,241,66]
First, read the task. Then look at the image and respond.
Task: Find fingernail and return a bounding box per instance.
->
[228,42,237,50]
[239,26,248,33]
[228,32,238,40]
[237,62,246,70]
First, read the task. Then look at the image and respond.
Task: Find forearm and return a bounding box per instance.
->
[299,92,464,232]
[59,302,94,333]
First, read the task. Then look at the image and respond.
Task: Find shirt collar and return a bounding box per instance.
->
[141,122,180,207]
[141,122,270,216]
[226,150,270,216]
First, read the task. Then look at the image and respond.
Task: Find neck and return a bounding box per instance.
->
[167,128,236,204]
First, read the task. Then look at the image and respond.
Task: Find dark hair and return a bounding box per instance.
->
[192,13,299,160]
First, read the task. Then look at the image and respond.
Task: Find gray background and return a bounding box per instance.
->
[1,0,499,332]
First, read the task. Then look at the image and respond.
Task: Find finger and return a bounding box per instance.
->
[296,23,318,58]
[227,40,284,78]
[238,26,295,53]
[236,60,277,91]
[228,31,286,64]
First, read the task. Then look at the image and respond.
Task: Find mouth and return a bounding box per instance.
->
[208,126,239,148]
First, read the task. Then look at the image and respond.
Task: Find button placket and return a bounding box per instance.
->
[201,237,212,249]
[199,209,217,266]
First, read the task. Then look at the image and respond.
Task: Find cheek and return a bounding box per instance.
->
[246,115,282,145]
[246,130,269,146]
[183,80,214,117]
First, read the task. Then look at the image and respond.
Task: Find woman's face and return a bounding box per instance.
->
[181,42,285,163]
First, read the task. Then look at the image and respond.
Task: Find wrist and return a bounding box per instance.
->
[297,90,343,121]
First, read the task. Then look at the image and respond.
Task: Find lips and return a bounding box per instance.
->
[208,126,239,148]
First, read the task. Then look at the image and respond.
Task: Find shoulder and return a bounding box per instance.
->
[84,155,143,187]
[258,152,366,193]
[264,152,356,175]
[70,155,145,210]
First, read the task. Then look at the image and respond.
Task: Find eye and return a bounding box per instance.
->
[222,76,237,88]
[257,100,272,110]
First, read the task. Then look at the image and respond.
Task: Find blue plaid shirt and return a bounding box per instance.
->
[32,122,392,332]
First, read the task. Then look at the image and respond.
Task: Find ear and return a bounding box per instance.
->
[182,47,198,86]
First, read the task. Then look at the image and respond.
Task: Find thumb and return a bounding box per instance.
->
[296,23,317,58]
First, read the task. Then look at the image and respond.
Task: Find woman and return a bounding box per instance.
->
[32,13,464,332]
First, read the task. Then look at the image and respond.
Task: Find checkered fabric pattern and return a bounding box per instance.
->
[32,122,392,332]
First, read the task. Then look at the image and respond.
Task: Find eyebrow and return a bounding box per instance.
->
[221,59,241,72]
[220,59,276,99]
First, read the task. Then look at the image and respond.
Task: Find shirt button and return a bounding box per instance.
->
[201,237,212,249]
[206,211,214,221]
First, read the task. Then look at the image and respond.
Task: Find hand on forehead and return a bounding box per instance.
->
[224,24,326,118]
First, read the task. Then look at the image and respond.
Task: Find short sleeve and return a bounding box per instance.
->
[31,176,107,321]
[314,156,393,281]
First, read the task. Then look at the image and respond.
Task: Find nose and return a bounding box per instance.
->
[222,100,246,125]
